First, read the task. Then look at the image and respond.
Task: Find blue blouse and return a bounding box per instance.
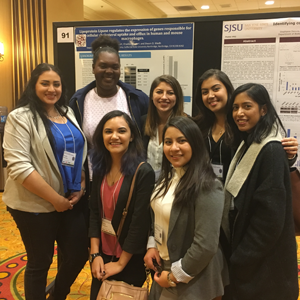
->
[50,119,84,193]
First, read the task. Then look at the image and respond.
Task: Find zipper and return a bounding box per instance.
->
[127,94,141,136]
[75,100,83,126]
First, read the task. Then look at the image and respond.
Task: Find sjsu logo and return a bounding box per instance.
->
[224,24,243,33]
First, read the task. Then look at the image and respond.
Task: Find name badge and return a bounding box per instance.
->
[211,163,223,179]
[101,218,116,236]
[62,151,76,167]
[154,224,163,245]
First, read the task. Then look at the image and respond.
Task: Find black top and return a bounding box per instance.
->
[227,141,298,300]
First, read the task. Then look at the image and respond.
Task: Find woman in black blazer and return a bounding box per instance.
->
[222,83,298,300]
[88,110,155,300]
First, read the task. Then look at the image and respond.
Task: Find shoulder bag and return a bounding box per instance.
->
[97,162,150,300]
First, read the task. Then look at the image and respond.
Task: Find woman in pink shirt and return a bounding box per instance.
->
[88,110,155,300]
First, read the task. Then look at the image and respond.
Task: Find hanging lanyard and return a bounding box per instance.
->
[50,119,76,153]
[50,119,76,167]
[207,128,223,165]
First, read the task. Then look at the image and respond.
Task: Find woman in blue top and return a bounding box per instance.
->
[3,63,88,300]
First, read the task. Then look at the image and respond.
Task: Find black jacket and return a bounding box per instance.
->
[69,80,149,134]
[222,132,298,300]
[89,162,155,254]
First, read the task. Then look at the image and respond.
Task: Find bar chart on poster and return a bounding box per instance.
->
[278,71,300,99]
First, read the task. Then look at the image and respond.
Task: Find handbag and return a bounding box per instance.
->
[291,167,300,235]
[98,280,148,300]
[97,162,149,300]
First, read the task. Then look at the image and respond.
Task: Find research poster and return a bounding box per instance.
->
[221,18,300,168]
[74,23,194,114]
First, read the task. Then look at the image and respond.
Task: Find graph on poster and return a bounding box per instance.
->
[278,72,300,97]
[278,71,300,114]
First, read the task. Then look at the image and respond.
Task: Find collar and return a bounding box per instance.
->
[173,166,187,179]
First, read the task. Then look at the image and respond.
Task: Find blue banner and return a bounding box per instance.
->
[75,23,193,51]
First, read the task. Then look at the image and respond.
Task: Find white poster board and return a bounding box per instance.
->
[222,18,300,168]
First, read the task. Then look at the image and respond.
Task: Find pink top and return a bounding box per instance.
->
[100,175,124,257]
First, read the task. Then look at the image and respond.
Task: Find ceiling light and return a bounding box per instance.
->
[265,1,274,5]
[201,5,210,9]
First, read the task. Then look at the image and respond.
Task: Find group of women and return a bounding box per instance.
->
[2,34,299,300]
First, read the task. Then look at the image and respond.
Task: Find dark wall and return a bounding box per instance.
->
[53,11,300,115]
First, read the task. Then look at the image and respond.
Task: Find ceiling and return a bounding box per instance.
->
[83,0,300,20]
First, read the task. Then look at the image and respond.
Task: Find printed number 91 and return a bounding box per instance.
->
[62,33,69,38]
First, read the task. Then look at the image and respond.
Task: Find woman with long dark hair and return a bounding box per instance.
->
[89,110,155,300]
[222,83,298,300]
[194,69,298,182]
[3,63,88,300]
[144,116,229,300]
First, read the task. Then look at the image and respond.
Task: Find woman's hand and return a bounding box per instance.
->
[53,195,73,212]
[68,190,83,206]
[282,137,298,159]
[154,271,170,288]
[91,256,105,281]
[144,248,161,271]
[102,261,124,281]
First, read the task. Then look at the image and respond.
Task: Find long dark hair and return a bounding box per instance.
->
[92,110,145,177]
[91,35,120,65]
[144,75,185,138]
[15,63,68,146]
[227,83,286,148]
[153,116,216,205]
[193,69,234,144]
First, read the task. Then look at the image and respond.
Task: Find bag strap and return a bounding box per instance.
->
[111,162,145,259]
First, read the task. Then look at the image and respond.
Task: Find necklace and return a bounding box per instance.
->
[108,170,122,186]
[47,107,61,119]
[212,128,224,136]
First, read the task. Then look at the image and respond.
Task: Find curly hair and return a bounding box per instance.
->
[91,35,120,65]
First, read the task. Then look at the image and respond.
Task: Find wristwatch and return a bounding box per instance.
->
[167,272,177,287]
[89,252,101,263]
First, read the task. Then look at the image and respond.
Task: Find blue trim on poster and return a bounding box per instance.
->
[120,52,151,58]
[184,96,191,103]
[75,23,194,51]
